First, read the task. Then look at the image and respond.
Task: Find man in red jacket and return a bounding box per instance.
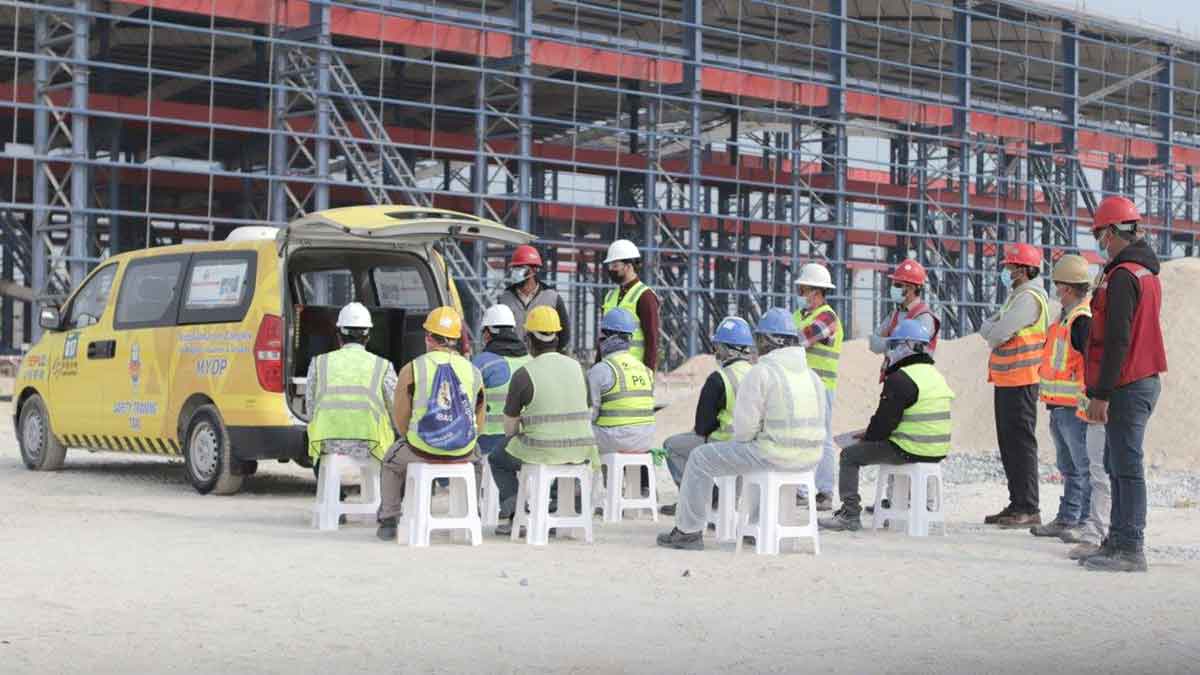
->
[1080,195,1167,573]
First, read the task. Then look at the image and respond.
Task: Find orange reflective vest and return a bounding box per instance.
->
[987,288,1048,387]
[1038,300,1090,420]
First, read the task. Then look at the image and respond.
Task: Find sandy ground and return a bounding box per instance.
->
[2,406,1198,674]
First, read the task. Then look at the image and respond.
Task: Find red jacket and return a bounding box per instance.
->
[1085,255,1167,397]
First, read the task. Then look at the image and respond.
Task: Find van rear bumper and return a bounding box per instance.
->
[228,425,308,463]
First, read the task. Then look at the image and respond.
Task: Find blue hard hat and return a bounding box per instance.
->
[887,318,932,344]
[712,316,754,347]
[600,307,638,335]
[754,307,799,337]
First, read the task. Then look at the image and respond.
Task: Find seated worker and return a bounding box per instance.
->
[376,306,486,541]
[660,316,754,516]
[819,319,954,531]
[488,306,599,535]
[588,308,655,455]
[471,304,531,457]
[656,308,827,551]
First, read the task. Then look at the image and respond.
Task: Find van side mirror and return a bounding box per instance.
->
[39,307,62,331]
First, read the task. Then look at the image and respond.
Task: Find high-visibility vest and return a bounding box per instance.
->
[987,287,1049,387]
[405,350,483,457]
[306,347,395,461]
[890,363,955,459]
[480,354,531,436]
[506,352,599,466]
[602,281,653,363]
[710,359,752,441]
[793,303,844,391]
[596,350,655,427]
[1039,300,1091,420]
[754,355,826,466]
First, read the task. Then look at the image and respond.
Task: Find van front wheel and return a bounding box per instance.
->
[18,394,67,471]
[183,405,244,495]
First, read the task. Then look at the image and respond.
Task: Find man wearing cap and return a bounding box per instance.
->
[870,259,941,367]
[792,262,843,511]
[472,305,531,458]
[498,244,570,351]
[979,243,1049,528]
[588,308,656,456]
[601,239,660,371]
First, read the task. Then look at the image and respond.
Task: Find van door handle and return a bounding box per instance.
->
[87,340,116,360]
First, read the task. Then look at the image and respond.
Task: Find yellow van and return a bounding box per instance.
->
[12,206,532,494]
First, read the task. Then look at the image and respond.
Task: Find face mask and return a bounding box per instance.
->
[1097,230,1111,261]
[889,285,906,304]
[887,342,915,365]
[795,295,809,311]
[509,266,530,285]
[999,268,1013,288]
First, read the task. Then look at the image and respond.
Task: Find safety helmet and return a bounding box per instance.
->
[336,302,373,329]
[712,316,754,348]
[599,308,638,335]
[1051,254,1092,285]
[524,305,563,334]
[423,306,463,339]
[1093,195,1140,232]
[794,262,835,290]
[481,304,516,330]
[754,307,799,338]
[1002,243,1042,268]
[511,245,543,268]
[603,239,641,264]
[888,259,927,286]
[886,319,932,344]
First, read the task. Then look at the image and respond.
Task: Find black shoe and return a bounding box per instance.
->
[1084,548,1148,573]
[376,517,398,541]
[656,527,704,550]
[818,507,862,531]
[1076,537,1116,565]
[660,503,677,516]
[815,493,834,512]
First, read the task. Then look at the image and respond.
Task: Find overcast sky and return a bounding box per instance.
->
[1058,0,1200,38]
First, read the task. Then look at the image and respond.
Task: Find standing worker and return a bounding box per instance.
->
[376,307,486,541]
[979,243,1048,528]
[792,262,842,511]
[471,305,531,458]
[498,244,571,351]
[601,239,660,371]
[660,316,755,516]
[1031,254,1108,550]
[870,259,941,368]
[588,308,655,455]
[1080,196,1166,573]
[656,308,827,550]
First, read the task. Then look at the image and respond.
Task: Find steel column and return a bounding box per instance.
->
[827,0,850,333]
[954,0,972,335]
[313,0,331,212]
[684,0,702,357]
[1062,22,1080,247]
[514,0,533,233]
[1156,49,1174,256]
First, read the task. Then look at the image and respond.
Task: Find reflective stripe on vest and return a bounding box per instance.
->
[793,304,844,390]
[307,348,395,461]
[1039,301,1090,410]
[988,288,1049,387]
[508,352,599,465]
[755,359,826,466]
[890,363,955,458]
[405,350,482,457]
[481,354,531,436]
[602,281,652,364]
[710,359,752,441]
[596,351,656,427]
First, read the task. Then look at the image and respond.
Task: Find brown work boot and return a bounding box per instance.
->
[995,512,1041,529]
[983,506,1015,525]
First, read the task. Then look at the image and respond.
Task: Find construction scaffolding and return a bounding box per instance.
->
[2,0,1198,365]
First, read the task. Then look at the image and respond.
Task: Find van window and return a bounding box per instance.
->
[64,264,117,329]
[179,251,257,325]
[373,265,433,309]
[299,270,355,306]
[114,256,187,329]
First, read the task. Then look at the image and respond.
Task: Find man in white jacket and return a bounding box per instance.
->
[656,308,827,550]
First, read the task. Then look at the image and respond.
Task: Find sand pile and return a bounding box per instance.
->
[657,258,1195,471]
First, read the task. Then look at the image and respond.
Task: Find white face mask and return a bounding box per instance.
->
[509,266,531,286]
[889,285,906,304]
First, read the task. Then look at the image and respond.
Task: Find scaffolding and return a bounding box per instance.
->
[2,0,1198,363]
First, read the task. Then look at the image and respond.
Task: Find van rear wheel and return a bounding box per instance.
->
[17,394,67,471]
[183,405,244,495]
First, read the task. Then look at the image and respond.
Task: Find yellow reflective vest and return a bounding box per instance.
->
[710,359,752,441]
[306,347,395,461]
[793,303,844,391]
[890,363,955,459]
[601,281,653,363]
[596,350,655,427]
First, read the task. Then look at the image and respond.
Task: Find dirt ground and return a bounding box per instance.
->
[1,406,1198,674]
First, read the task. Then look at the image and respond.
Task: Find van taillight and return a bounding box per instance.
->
[254,314,284,393]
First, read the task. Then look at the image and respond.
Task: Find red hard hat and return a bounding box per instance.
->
[1093,195,1140,232]
[1002,243,1043,268]
[511,245,542,268]
[888,259,927,285]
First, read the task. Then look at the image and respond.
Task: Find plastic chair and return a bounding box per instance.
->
[871,463,946,537]
[399,462,482,547]
[597,452,658,523]
[512,463,594,545]
[735,470,820,555]
[480,455,501,529]
[707,475,739,544]
[311,453,381,531]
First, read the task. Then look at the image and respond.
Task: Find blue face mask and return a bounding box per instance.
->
[889,285,906,304]
[1000,268,1013,288]
[795,295,809,311]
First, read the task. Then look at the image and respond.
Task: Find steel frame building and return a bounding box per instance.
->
[2,0,1198,365]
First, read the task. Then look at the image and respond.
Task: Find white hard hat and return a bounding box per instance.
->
[336,302,373,329]
[603,239,641,264]
[795,262,835,290]
[481,304,516,329]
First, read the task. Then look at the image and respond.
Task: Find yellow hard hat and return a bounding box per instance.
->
[524,305,562,334]
[1051,254,1091,285]
[423,306,463,339]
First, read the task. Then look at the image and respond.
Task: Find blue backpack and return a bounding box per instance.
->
[416,362,476,451]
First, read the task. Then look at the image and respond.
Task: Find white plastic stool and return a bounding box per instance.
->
[597,452,658,523]
[512,463,594,545]
[735,470,820,555]
[707,475,739,544]
[311,453,381,531]
[872,462,946,537]
[399,462,482,547]
[480,455,501,529]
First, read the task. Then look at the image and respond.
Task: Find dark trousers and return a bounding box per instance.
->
[1105,376,1161,552]
[994,384,1040,513]
[838,439,940,516]
[486,438,524,519]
